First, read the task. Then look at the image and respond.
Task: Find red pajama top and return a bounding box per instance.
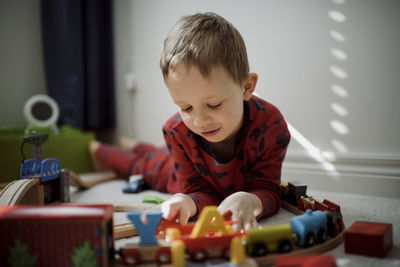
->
[162,95,290,218]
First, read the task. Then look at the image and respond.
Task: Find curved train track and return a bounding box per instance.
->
[0,177,40,205]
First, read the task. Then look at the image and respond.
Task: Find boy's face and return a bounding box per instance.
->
[165,63,252,143]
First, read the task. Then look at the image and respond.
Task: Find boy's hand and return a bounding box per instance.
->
[217,191,262,232]
[161,193,197,224]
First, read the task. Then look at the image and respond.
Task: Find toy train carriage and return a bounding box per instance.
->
[120,233,242,265]
[297,195,317,211]
[168,208,243,262]
[0,204,114,267]
[290,210,328,247]
[297,196,337,213]
[316,199,344,237]
[155,209,234,237]
[297,197,344,238]
[244,224,295,257]
[120,210,172,265]
[121,241,172,265]
[297,196,338,213]
[121,206,244,265]
[286,181,308,206]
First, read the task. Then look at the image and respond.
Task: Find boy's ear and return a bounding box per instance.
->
[243,73,258,100]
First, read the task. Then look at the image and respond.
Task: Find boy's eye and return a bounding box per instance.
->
[181,106,192,112]
[208,103,221,109]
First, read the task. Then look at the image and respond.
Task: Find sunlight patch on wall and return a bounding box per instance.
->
[330,48,348,61]
[330,120,349,135]
[287,122,339,177]
[328,10,346,23]
[331,102,348,117]
[331,84,348,98]
[330,66,348,79]
[332,0,347,5]
[328,0,350,159]
[330,30,346,43]
[331,139,348,153]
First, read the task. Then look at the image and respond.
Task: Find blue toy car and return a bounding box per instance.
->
[122,175,148,193]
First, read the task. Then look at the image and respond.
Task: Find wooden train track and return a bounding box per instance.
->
[0,176,42,205]
[255,231,344,266]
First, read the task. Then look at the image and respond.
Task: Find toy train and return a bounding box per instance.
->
[0,181,344,266]
[120,197,343,265]
[281,181,344,237]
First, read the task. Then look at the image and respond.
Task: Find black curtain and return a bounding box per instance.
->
[41,0,115,129]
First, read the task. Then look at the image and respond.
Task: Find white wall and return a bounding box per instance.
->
[0,0,46,126]
[113,0,400,197]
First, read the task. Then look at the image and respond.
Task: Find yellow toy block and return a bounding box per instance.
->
[190,206,229,238]
[230,236,245,264]
[171,240,186,267]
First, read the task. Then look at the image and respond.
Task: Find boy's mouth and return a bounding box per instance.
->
[201,128,220,137]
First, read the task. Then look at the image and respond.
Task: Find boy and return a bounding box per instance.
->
[91,12,290,230]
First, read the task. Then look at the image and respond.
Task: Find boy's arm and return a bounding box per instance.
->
[244,117,291,219]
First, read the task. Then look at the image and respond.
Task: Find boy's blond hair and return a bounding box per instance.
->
[160,12,249,85]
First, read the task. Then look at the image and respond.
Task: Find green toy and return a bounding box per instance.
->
[142,196,164,204]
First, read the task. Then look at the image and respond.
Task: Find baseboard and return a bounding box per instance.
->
[282,152,400,198]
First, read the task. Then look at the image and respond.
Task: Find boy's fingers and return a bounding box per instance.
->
[244,219,258,230]
[161,201,175,219]
[168,210,178,220]
[253,220,259,228]
[160,209,169,219]
[178,208,190,224]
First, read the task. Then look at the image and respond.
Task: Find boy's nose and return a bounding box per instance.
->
[193,111,210,128]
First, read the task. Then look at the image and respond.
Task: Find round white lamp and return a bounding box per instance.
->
[24,94,60,130]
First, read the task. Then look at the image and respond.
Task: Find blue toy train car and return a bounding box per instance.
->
[290,210,328,247]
